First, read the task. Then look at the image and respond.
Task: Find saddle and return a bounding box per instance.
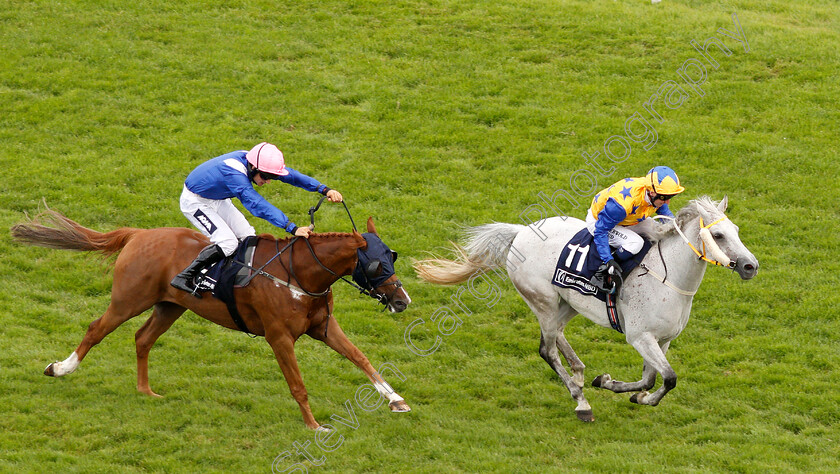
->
[196,236,259,293]
[551,228,652,332]
[196,236,259,334]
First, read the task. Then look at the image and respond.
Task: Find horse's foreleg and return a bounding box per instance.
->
[44,351,80,377]
[625,335,675,406]
[592,362,657,393]
[264,330,320,430]
[309,318,410,413]
[45,300,149,378]
[135,302,186,397]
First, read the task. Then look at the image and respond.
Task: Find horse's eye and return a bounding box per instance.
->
[713,232,724,240]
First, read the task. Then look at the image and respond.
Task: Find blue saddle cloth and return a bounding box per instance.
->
[551,228,652,302]
[195,236,259,294]
[196,236,259,334]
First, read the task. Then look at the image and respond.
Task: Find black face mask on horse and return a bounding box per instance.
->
[353,233,404,311]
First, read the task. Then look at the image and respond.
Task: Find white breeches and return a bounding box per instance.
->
[586,209,649,255]
[180,185,255,256]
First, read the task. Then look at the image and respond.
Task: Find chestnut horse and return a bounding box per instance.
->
[11,208,411,430]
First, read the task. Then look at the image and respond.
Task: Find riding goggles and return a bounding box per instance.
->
[259,171,280,181]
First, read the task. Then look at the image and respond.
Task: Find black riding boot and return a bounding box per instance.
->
[170,244,225,298]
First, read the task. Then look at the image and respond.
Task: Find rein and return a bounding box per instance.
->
[307,195,401,308]
[309,195,357,232]
[302,238,403,309]
[234,197,398,336]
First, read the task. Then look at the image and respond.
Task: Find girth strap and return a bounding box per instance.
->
[606,291,623,333]
[225,298,253,336]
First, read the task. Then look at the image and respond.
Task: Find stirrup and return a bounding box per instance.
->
[170,276,203,299]
[590,273,618,295]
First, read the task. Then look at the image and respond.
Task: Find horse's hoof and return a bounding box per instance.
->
[315,425,332,433]
[138,387,163,398]
[630,391,648,405]
[44,363,56,377]
[592,374,610,388]
[576,409,594,422]
[389,400,411,413]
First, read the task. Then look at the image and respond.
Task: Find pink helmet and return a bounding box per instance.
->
[246,142,289,176]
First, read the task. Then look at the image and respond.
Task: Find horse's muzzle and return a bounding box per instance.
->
[735,256,759,280]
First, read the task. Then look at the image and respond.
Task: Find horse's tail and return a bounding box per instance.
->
[413,223,524,285]
[11,208,139,258]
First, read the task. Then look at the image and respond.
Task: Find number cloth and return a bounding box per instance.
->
[552,228,652,303]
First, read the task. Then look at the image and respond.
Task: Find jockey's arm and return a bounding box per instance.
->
[656,202,674,218]
[230,178,298,234]
[277,168,342,202]
[593,199,627,264]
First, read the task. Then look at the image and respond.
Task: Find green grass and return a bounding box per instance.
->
[2,0,839,472]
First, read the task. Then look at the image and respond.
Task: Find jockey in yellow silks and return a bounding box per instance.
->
[587,166,685,290]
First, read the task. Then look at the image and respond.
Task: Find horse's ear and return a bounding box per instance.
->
[718,195,729,213]
[366,217,378,235]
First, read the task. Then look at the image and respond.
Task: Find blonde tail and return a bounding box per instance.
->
[413,223,524,285]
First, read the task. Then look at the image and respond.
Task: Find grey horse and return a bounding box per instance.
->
[414,196,758,422]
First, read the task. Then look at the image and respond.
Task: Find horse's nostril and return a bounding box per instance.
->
[744,264,754,271]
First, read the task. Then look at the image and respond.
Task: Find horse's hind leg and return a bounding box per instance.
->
[135,302,186,397]
[592,362,657,393]
[308,316,410,413]
[45,298,152,377]
[555,309,586,388]
[517,283,592,422]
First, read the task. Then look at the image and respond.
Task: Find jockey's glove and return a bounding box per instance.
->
[602,259,622,276]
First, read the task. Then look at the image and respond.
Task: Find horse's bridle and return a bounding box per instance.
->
[639,215,736,296]
[298,236,403,309]
[239,196,402,307]
[232,201,402,338]
[670,215,736,268]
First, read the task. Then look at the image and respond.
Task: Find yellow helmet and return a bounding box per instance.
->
[646,166,685,196]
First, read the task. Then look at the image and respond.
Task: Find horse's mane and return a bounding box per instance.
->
[644,195,725,241]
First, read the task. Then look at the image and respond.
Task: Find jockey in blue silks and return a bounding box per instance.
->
[170,142,343,297]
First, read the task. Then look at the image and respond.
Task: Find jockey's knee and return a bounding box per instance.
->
[622,235,644,255]
[615,248,636,261]
[215,239,238,256]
